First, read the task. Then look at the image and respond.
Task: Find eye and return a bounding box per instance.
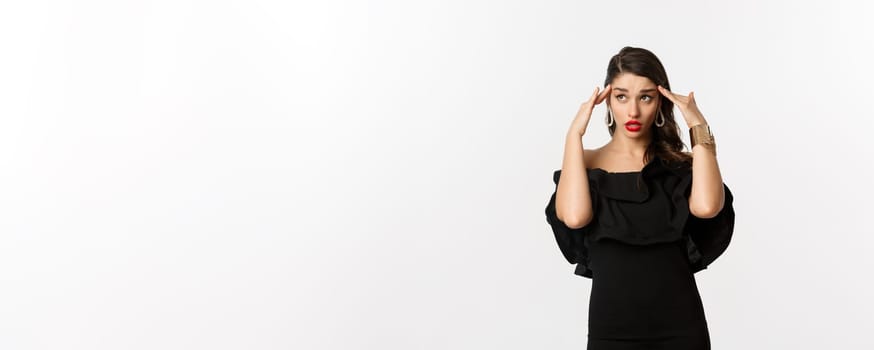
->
[641,95,652,102]
[615,94,626,101]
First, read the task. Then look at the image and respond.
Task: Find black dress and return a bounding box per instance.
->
[545,155,735,350]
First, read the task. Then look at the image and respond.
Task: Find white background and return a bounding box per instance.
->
[1,0,872,349]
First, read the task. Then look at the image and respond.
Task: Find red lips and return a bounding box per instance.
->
[625,120,641,132]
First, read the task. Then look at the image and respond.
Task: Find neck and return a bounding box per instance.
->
[605,132,652,159]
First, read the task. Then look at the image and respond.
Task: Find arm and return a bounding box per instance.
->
[656,86,726,219]
[687,121,725,219]
[556,86,610,228]
[556,132,594,229]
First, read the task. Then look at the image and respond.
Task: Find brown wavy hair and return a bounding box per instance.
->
[603,46,692,165]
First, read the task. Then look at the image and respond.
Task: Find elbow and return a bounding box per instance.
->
[562,212,593,229]
[555,196,594,229]
[689,202,723,219]
[689,186,726,219]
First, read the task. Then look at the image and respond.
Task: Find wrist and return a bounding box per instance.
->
[692,142,717,156]
[686,118,706,128]
[689,123,715,153]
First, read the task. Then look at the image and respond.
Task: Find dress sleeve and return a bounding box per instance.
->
[672,166,737,273]
[544,169,597,278]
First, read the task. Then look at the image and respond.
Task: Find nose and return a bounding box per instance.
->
[628,101,640,118]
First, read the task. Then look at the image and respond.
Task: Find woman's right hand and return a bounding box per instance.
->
[569,84,611,137]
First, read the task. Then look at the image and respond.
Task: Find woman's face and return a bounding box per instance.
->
[608,73,661,138]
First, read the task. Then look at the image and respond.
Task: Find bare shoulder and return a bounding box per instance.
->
[583,147,603,169]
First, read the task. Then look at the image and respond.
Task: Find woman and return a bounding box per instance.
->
[545,46,735,349]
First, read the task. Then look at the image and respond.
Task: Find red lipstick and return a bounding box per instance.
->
[625,120,641,132]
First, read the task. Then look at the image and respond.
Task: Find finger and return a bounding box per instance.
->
[657,85,678,104]
[595,84,611,104]
[659,85,689,104]
[588,87,599,103]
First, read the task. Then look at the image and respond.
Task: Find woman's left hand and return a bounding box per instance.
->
[657,86,707,128]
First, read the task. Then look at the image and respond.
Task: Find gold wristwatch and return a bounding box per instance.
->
[690,124,715,148]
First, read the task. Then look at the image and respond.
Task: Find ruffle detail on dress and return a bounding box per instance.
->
[583,156,690,246]
[666,162,736,273]
[545,169,596,277]
[644,157,735,273]
[545,155,736,278]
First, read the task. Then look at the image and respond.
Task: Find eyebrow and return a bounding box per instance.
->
[613,87,656,93]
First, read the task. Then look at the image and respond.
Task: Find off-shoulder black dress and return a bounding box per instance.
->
[545,155,735,350]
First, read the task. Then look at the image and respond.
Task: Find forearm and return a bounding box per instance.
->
[657,88,726,218]
[689,129,725,219]
[556,132,594,228]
